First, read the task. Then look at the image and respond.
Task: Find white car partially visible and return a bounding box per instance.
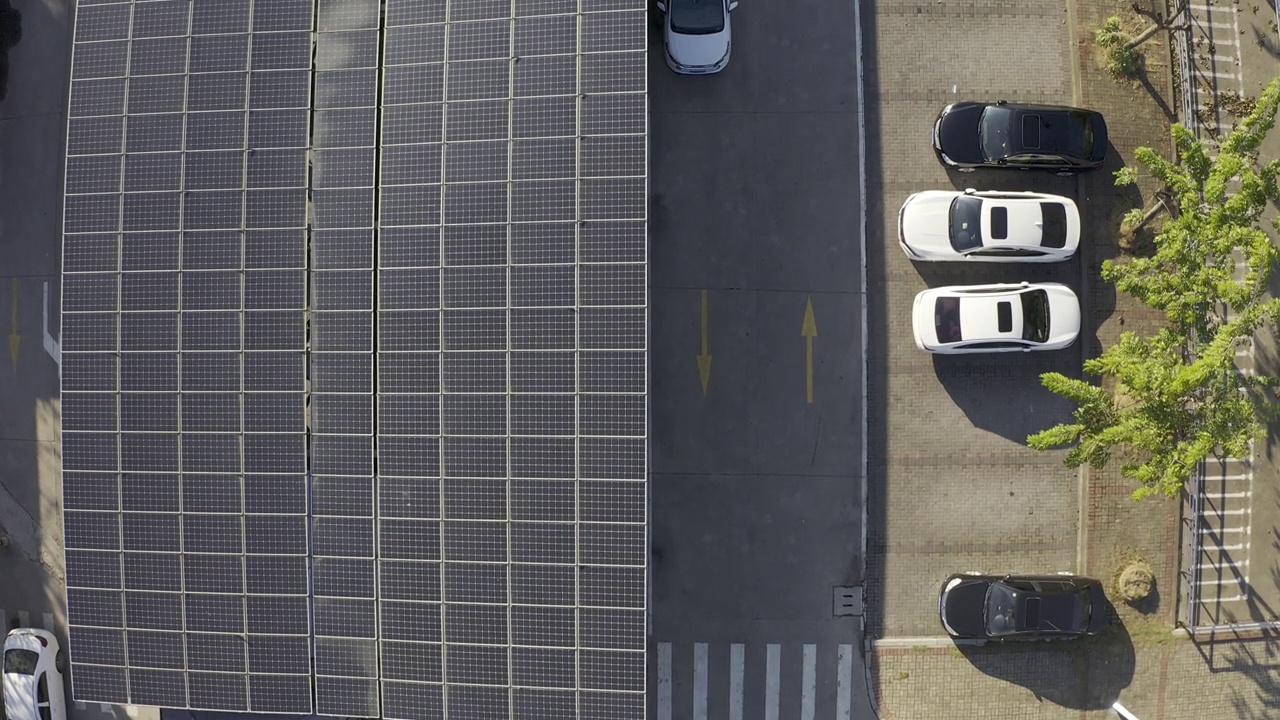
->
[3,629,66,720]
[657,0,737,75]
[899,188,1080,262]
[911,282,1080,354]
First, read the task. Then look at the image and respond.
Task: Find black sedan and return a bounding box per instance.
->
[932,101,1108,173]
[938,573,1107,641]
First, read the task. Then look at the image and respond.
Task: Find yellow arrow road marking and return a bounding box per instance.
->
[8,278,18,371]
[696,289,712,395]
[802,297,817,404]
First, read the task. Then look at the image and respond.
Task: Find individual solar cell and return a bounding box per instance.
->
[183,151,244,191]
[311,393,373,435]
[381,103,443,144]
[511,180,574,222]
[442,140,504,183]
[246,555,309,594]
[184,593,246,633]
[247,229,307,269]
[511,647,574,687]
[443,560,506,603]
[247,108,310,148]
[385,0,445,26]
[381,682,443,720]
[251,31,313,71]
[72,39,129,80]
[511,606,574,647]
[514,15,576,57]
[313,353,374,393]
[316,30,380,71]
[513,688,576,720]
[245,269,305,309]
[449,0,511,22]
[582,91,646,136]
[64,194,120,234]
[582,135,645,177]
[63,234,119,274]
[190,34,250,73]
[180,353,240,392]
[382,144,443,185]
[513,95,574,138]
[244,392,306,432]
[61,431,119,471]
[243,432,307,473]
[187,72,248,112]
[512,54,575,98]
[583,177,646,220]
[315,68,377,109]
[62,273,118,313]
[510,522,573,564]
[313,188,375,229]
[515,0,577,14]
[245,515,308,556]
[123,152,182,192]
[62,471,119,511]
[313,107,378,148]
[245,474,308,514]
[510,479,575,523]
[246,188,307,228]
[510,395,574,437]
[379,640,442,682]
[64,510,120,551]
[313,148,376,189]
[511,437,575,480]
[244,352,306,391]
[314,597,377,638]
[312,310,374,349]
[581,51,645,94]
[511,137,574,181]
[512,563,575,606]
[68,115,124,155]
[379,520,440,561]
[314,556,375,598]
[378,477,440,520]
[246,596,309,635]
[188,673,248,711]
[383,64,443,106]
[186,634,247,673]
[312,434,373,476]
[182,474,242,513]
[385,24,444,66]
[582,9,646,52]
[247,674,313,714]
[448,19,509,62]
[69,665,128,705]
[379,185,441,227]
[443,644,507,685]
[581,649,645,692]
[313,476,374,517]
[192,0,250,35]
[379,600,441,643]
[251,0,314,33]
[119,392,177,432]
[130,0,192,39]
[315,676,379,718]
[441,603,507,645]
[123,590,182,630]
[126,629,185,669]
[378,560,440,602]
[69,626,125,665]
[185,111,246,151]
[249,70,311,110]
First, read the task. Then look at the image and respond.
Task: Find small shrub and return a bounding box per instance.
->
[1097,16,1142,79]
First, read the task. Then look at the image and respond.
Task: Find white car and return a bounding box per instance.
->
[657,0,737,75]
[898,189,1080,262]
[911,282,1080,354]
[3,629,67,720]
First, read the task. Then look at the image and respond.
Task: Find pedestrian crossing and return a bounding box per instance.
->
[655,641,862,720]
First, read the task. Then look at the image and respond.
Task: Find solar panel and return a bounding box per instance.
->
[62,1,648,716]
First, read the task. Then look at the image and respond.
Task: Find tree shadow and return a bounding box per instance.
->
[954,598,1136,710]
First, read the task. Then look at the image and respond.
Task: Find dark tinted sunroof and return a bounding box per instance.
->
[1022,114,1041,148]
[989,206,1008,240]
[997,301,1013,333]
[1024,596,1042,628]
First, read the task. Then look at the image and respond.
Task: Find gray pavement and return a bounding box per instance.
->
[646,0,870,717]
[864,0,1085,640]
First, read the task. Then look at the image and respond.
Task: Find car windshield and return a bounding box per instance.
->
[985,582,1019,636]
[670,0,725,34]
[978,106,1014,160]
[3,648,38,675]
[1067,111,1094,155]
[949,196,983,251]
[1020,289,1050,343]
[934,297,962,343]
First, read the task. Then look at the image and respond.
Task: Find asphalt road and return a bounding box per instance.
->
[646,1,871,718]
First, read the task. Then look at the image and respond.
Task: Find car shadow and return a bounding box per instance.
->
[928,349,1079,443]
[955,598,1136,710]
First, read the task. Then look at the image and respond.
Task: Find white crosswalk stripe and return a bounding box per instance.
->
[658,641,859,720]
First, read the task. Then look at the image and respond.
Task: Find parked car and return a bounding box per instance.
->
[939,572,1107,641]
[656,0,737,75]
[3,629,66,720]
[932,101,1108,172]
[898,188,1080,262]
[911,282,1080,354]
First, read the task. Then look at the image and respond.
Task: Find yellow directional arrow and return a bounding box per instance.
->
[8,279,18,371]
[802,297,817,404]
[696,289,712,395]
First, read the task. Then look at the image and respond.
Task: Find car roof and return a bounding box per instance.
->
[977,196,1053,249]
[1009,107,1091,154]
[958,290,1025,341]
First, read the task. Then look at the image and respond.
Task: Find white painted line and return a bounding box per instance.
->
[765,644,781,720]
[1199,525,1248,534]
[729,644,744,720]
[872,636,956,648]
[657,643,672,720]
[1208,473,1251,481]
[1196,575,1248,586]
[837,644,853,720]
[1199,19,1234,29]
[1200,491,1252,499]
[1200,507,1249,516]
[42,613,54,632]
[694,643,708,720]
[1207,594,1248,602]
[123,705,139,718]
[801,644,816,720]
[1114,700,1142,720]
[17,611,29,627]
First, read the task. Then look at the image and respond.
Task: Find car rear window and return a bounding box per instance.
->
[996,301,1013,333]
[3,649,38,675]
[670,0,725,35]
[1040,202,1067,248]
[988,206,1008,240]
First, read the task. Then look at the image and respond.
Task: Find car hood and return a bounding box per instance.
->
[667,26,730,68]
[900,193,953,255]
[937,104,986,164]
[941,578,989,637]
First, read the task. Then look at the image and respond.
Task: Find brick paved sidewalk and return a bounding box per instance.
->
[873,0,1280,716]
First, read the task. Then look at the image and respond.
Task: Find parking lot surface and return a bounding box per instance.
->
[864,0,1085,639]
[647,0,871,717]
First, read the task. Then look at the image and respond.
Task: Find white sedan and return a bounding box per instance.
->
[899,189,1080,262]
[3,629,67,720]
[656,0,737,75]
[912,282,1080,354]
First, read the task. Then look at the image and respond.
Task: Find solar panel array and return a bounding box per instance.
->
[59,1,648,717]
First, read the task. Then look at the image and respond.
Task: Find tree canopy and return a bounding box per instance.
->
[1028,76,1280,499]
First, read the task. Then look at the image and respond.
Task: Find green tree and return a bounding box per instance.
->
[1029,76,1280,500]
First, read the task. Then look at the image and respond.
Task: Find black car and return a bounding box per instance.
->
[932,101,1108,173]
[938,573,1107,641]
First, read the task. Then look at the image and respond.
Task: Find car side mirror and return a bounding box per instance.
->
[963,188,975,195]
[996,99,1008,106]
[1022,347,1032,353]
[729,0,738,8]
[656,1,667,11]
